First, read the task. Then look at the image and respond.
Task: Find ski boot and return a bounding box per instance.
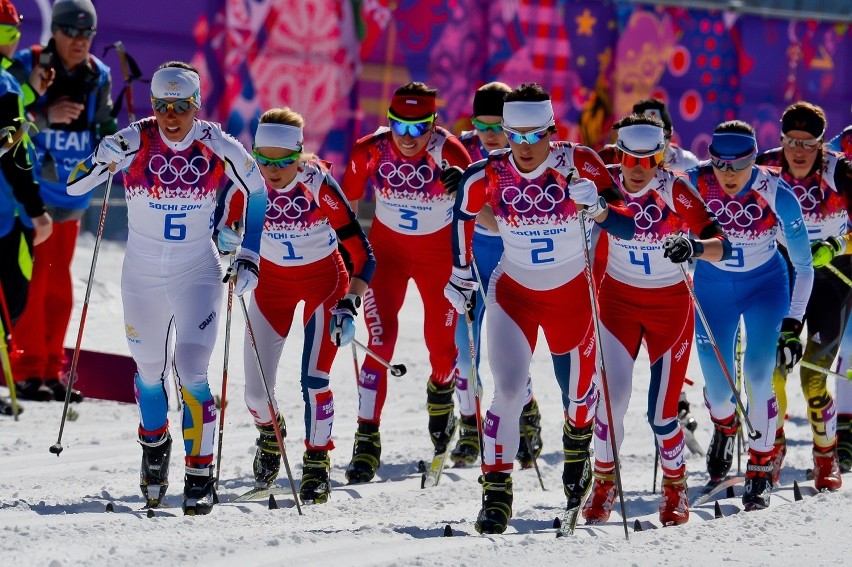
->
[426,381,456,453]
[812,443,842,491]
[742,450,773,511]
[562,421,593,510]
[253,414,286,487]
[450,415,480,467]
[706,413,738,484]
[659,474,689,525]
[299,450,331,504]
[0,397,22,416]
[516,399,543,469]
[581,471,616,524]
[474,471,513,534]
[182,464,216,516]
[44,377,84,403]
[770,428,786,485]
[16,378,53,401]
[139,430,172,508]
[837,414,852,473]
[345,422,381,484]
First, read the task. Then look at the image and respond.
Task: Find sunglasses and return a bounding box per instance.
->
[0,25,21,44]
[710,152,756,172]
[55,25,96,39]
[387,113,434,138]
[253,149,301,168]
[471,118,503,134]
[620,150,665,169]
[151,97,197,115]
[781,135,822,151]
[503,124,551,145]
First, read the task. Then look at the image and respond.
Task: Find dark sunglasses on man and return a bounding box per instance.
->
[52,24,96,39]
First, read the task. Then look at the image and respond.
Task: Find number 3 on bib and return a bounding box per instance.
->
[399,208,418,231]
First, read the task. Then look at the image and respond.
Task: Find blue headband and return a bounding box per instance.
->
[709,132,756,160]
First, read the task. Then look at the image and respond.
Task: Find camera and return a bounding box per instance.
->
[38,52,53,69]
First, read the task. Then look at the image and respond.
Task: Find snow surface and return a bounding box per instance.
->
[1,234,850,567]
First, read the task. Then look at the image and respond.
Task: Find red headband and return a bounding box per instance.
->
[389,94,437,120]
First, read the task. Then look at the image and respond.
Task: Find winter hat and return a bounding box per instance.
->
[0,0,21,27]
[781,104,826,139]
[52,0,97,30]
[473,89,506,118]
[633,99,673,136]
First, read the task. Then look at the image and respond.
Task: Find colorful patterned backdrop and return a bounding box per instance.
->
[16,1,852,175]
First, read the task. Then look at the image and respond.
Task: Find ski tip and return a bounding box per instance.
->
[105,502,114,513]
[443,524,453,537]
[555,531,565,539]
[268,494,279,510]
[552,516,562,529]
[633,519,643,532]
[725,485,736,498]
[714,501,723,519]
[793,480,803,502]
[146,508,155,518]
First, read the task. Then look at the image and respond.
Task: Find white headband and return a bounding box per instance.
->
[254,123,304,151]
[502,101,555,129]
[151,67,201,107]
[616,123,665,157]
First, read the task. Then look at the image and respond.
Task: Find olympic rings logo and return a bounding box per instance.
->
[705,198,764,228]
[378,162,434,190]
[267,192,312,220]
[790,184,821,212]
[501,183,565,214]
[626,201,664,231]
[148,154,211,185]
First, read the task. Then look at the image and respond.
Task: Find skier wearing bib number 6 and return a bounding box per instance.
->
[446,83,636,534]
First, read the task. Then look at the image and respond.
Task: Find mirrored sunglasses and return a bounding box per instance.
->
[710,152,756,172]
[0,25,21,44]
[151,97,197,115]
[471,118,503,134]
[620,150,665,169]
[253,149,301,168]
[781,135,822,151]
[387,113,434,138]
[503,124,550,145]
[56,25,95,39]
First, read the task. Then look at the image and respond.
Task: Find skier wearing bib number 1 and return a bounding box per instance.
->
[67,61,267,515]
[445,83,636,534]
[340,82,472,484]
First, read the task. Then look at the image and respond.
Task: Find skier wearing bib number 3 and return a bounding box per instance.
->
[67,62,267,515]
[446,83,636,535]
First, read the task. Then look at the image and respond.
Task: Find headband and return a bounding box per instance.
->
[616,124,666,157]
[709,132,757,159]
[151,67,201,108]
[473,90,507,118]
[502,100,554,129]
[254,123,303,151]
[389,93,437,120]
[782,107,826,139]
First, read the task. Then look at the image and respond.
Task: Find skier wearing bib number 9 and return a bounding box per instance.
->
[447,83,636,534]
[67,61,267,515]
[340,82,471,485]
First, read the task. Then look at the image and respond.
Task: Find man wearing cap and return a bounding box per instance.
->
[8,0,114,403]
[688,120,812,510]
[756,101,852,489]
[67,61,267,515]
[449,81,542,470]
[582,112,730,526]
[340,81,472,484]
[446,83,636,534]
[0,0,54,414]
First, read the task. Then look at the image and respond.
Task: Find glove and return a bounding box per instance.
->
[216,225,242,254]
[440,165,464,195]
[569,178,605,216]
[223,259,259,297]
[776,317,803,374]
[329,293,360,347]
[93,134,128,167]
[811,236,845,268]
[662,235,704,264]
[444,266,479,316]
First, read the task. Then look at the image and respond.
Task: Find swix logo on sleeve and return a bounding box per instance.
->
[674,340,690,361]
[322,194,339,210]
[676,193,693,209]
[582,161,600,178]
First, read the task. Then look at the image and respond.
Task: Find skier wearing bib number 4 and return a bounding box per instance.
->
[446,83,636,535]
[67,62,267,515]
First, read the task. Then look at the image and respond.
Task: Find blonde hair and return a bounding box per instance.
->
[258,107,317,160]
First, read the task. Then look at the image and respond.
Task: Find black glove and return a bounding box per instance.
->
[662,235,704,264]
[439,165,464,195]
[776,317,803,373]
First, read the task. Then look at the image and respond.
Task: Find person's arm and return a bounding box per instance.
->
[571,145,635,239]
[67,125,140,195]
[340,136,374,215]
[775,182,814,322]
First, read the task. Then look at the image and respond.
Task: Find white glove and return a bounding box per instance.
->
[569,178,604,215]
[216,225,241,254]
[223,259,259,297]
[93,134,128,167]
[329,294,359,347]
[443,266,479,315]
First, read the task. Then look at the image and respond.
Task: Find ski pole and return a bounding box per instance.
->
[735,324,745,475]
[800,360,852,382]
[352,339,407,377]
[0,314,20,420]
[678,264,761,440]
[50,163,119,456]
[579,210,629,540]
[350,342,360,382]
[825,263,852,288]
[214,255,235,489]
[239,294,302,515]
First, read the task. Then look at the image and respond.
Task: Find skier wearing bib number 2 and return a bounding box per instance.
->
[67,61,267,515]
[445,83,636,535]
[340,82,472,484]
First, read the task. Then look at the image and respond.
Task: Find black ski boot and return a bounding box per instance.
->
[253,414,286,487]
[16,378,53,401]
[474,471,513,534]
[44,377,84,403]
[516,399,543,469]
[139,430,172,507]
[562,421,593,509]
[183,465,216,516]
[450,415,480,467]
[837,414,852,473]
[742,450,773,510]
[0,396,21,416]
[706,413,738,483]
[426,381,456,452]
[345,422,381,484]
[299,450,331,504]
[677,393,697,432]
